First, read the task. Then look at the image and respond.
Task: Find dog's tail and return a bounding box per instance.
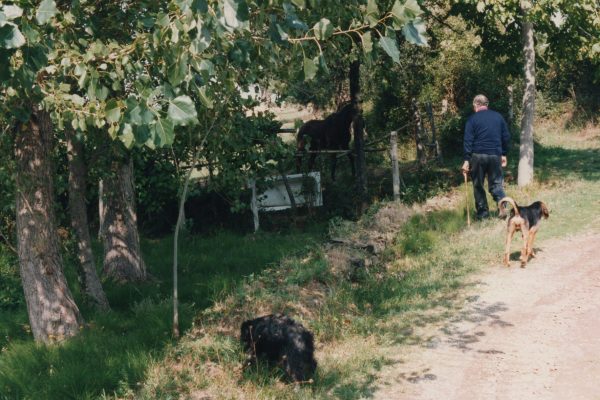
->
[499,196,519,215]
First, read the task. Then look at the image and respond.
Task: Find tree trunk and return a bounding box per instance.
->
[518,17,535,187]
[508,85,514,127]
[66,129,110,310]
[412,98,427,165]
[102,156,147,282]
[350,60,367,211]
[15,109,83,343]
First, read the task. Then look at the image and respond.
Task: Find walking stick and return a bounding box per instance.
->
[463,172,471,227]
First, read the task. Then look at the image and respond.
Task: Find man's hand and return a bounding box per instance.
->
[501,156,507,168]
[461,161,469,175]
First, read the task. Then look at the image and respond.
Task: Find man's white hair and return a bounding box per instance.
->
[473,94,489,106]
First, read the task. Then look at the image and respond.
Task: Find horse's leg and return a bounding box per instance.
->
[295,154,303,173]
[347,151,355,177]
[296,134,305,173]
[308,152,317,172]
[330,153,337,181]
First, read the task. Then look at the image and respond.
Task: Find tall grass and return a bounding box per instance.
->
[0,228,323,399]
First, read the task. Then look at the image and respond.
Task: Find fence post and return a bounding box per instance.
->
[390,131,400,201]
[426,102,442,162]
[412,98,427,165]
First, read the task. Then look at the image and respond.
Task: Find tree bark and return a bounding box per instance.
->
[66,129,110,310]
[412,98,427,165]
[518,17,535,187]
[350,60,367,211]
[101,156,147,282]
[15,108,83,343]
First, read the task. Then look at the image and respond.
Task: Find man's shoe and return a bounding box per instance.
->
[476,211,490,220]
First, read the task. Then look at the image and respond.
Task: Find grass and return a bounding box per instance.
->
[128,112,600,399]
[1,108,599,399]
[0,227,323,399]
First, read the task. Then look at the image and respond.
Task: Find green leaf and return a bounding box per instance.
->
[168,95,198,126]
[303,56,317,80]
[120,124,135,149]
[313,18,333,40]
[105,99,121,124]
[167,59,186,86]
[3,5,23,20]
[378,36,400,63]
[190,24,211,54]
[70,94,85,106]
[197,85,213,109]
[362,31,373,54]
[108,124,119,139]
[223,0,249,29]
[153,117,175,147]
[402,18,428,46]
[21,23,41,44]
[0,23,25,49]
[170,24,180,44]
[156,13,170,27]
[192,0,209,13]
[97,85,109,101]
[276,24,289,41]
[318,54,329,75]
[36,0,58,25]
[22,45,47,70]
[366,0,379,27]
[175,0,193,12]
[391,0,423,28]
[291,0,305,9]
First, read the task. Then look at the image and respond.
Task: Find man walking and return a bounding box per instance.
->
[461,94,510,220]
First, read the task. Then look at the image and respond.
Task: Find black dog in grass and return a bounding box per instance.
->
[240,314,317,383]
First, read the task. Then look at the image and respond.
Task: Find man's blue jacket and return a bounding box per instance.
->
[463,109,510,162]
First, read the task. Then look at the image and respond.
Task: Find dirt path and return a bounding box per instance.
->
[373,231,600,400]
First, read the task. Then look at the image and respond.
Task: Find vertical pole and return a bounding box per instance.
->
[426,102,442,162]
[463,173,471,227]
[98,179,104,239]
[412,98,426,165]
[390,131,400,201]
[251,180,259,232]
[350,60,367,212]
[508,85,514,128]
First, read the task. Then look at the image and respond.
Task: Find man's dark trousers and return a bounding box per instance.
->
[469,153,506,219]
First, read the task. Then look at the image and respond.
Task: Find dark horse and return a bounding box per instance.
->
[296,103,356,180]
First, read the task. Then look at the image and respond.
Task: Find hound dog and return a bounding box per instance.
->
[499,197,549,267]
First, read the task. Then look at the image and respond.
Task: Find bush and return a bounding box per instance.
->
[0,249,22,310]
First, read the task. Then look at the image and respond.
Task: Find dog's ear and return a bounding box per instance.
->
[541,202,549,219]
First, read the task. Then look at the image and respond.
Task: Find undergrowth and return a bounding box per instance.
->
[1,109,598,399]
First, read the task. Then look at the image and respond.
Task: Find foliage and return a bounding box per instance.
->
[0,126,15,252]
[0,248,22,310]
[0,0,428,147]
